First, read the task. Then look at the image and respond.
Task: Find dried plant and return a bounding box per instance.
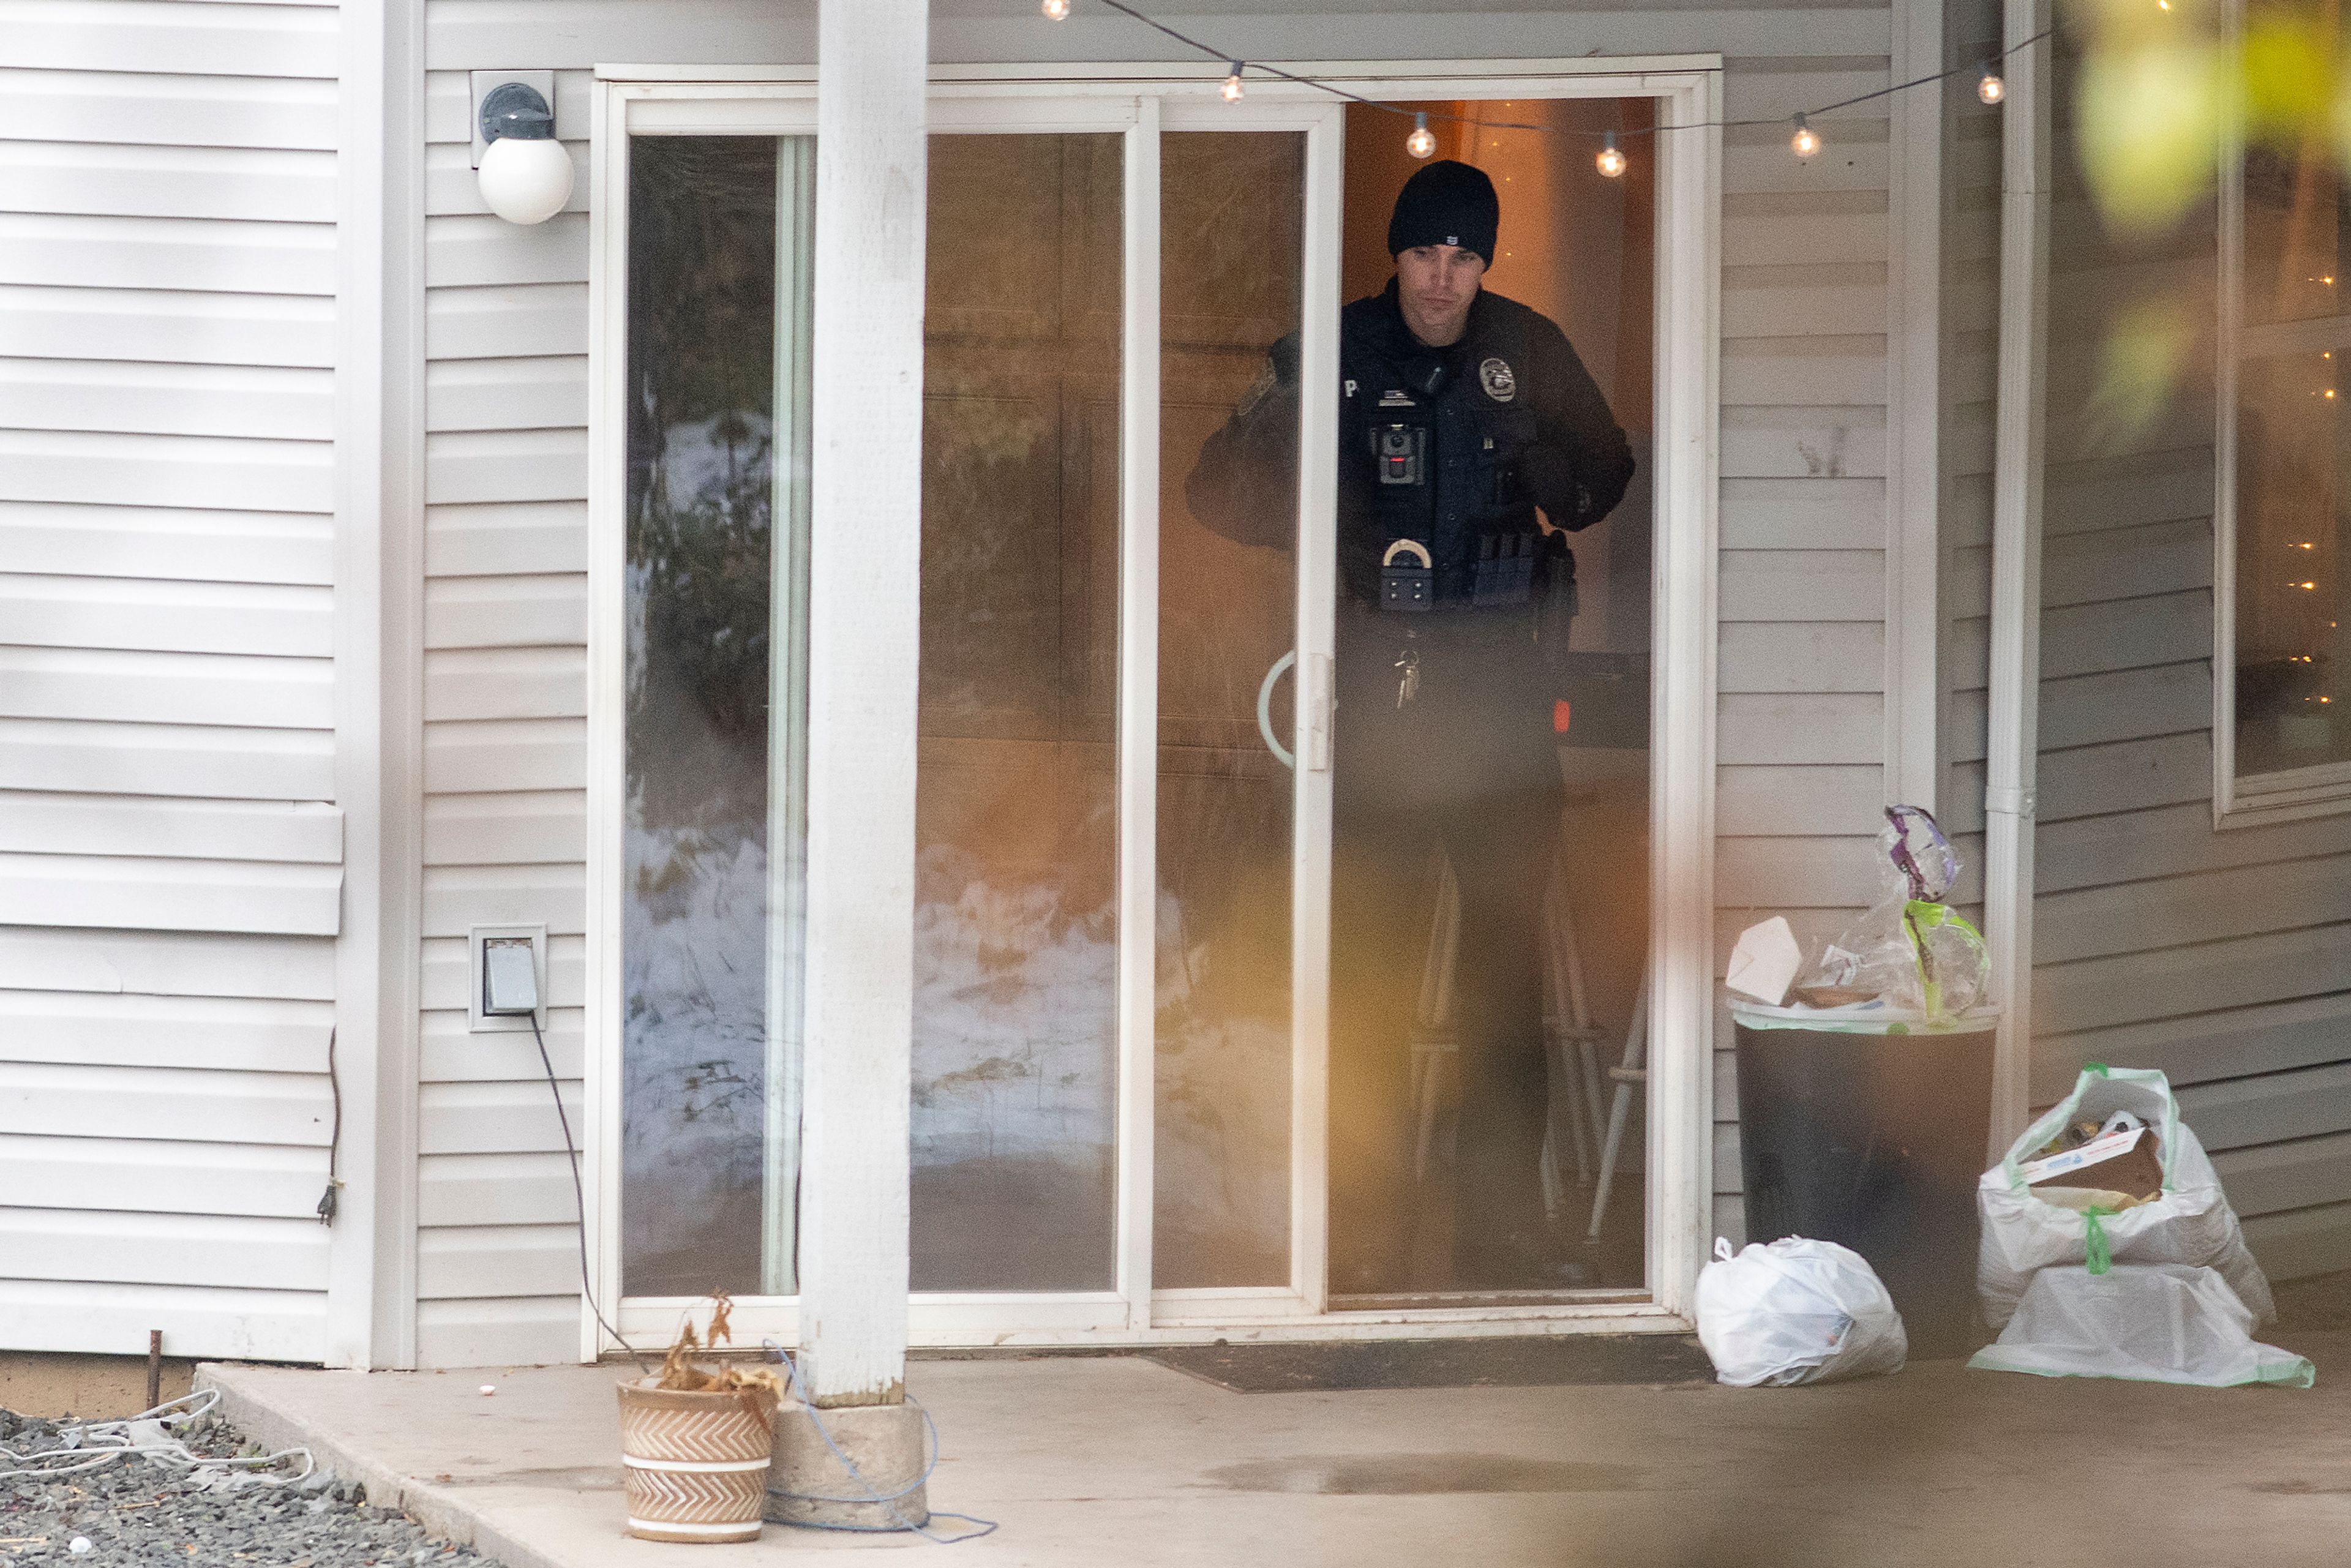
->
[654,1292,789,1417]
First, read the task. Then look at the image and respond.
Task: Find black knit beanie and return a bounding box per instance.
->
[1386,159,1499,266]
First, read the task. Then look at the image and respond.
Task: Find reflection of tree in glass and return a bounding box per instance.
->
[618,138,786,1292]
[626,137,780,839]
[678,1056,758,1125]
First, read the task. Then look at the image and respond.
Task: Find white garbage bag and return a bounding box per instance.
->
[1978,1065,2274,1332]
[1695,1237,1908,1387]
[1968,1264,2314,1387]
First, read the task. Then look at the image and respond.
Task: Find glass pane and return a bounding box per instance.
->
[1154,131,1305,1289]
[1312,100,1652,1296]
[621,135,814,1297]
[2242,130,2349,327]
[910,133,1123,1291]
[2236,83,2351,778]
[2235,346,2351,773]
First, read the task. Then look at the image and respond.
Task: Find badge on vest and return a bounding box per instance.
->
[1479,357,1517,403]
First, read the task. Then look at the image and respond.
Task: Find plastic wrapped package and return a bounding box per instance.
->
[1803,806,1989,1024]
[1977,1065,2276,1334]
[1969,1264,2314,1388]
[1695,1237,1908,1387]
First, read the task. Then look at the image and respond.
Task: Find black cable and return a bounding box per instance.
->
[530,1011,651,1371]
[317,1026,341,1225]
[1081,0,2055,142]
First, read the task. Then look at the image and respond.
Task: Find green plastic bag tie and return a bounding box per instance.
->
[2086,1062,2110,1076]
[1901,899,1979,1023]
[2084,1207,2113,1276]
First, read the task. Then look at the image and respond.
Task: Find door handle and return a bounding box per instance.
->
[1257,651,1332,773]
[1256,651,1296,770]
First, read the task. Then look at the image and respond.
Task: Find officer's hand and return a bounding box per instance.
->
[1517,443,1579,516]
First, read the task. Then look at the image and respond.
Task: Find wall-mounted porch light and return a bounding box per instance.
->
[471,72,574,225]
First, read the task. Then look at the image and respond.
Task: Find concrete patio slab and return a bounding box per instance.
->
[201,1335,2350,1568]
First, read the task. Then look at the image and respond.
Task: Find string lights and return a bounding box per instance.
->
[1044,0,2047,165]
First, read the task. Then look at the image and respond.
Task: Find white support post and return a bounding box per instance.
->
[1983,0,2052,1154]
[798,0,928,1407]
[326,0,424,1371]
[1885,0,1944,812]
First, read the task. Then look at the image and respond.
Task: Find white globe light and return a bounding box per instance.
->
[478,135,574,225]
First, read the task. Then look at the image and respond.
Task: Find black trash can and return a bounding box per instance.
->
[1731,1012,1997,1358]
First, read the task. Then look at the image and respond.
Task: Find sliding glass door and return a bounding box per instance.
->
[593,71,1711,1346]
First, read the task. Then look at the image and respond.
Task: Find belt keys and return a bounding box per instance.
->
[1394,648,1420,708]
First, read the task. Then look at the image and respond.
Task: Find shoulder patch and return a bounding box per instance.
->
[1479,356,1517,403]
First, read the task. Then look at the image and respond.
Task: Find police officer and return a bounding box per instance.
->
[1187,159,1633,1291]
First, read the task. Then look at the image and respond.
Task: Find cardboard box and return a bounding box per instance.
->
[2021,1125,2164,1200]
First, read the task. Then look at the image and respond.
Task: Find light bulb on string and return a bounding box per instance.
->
[1041,0,1070,17]
[1597,131,1627,179]
[1790,113,1820,159]
[1222,62,1245,102]
[1978,66,2005,104]
[1406,113,1437,159]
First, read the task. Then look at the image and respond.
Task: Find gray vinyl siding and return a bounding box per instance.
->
[412,61,594,1369]
[414,0,1905,1359]
[0,0,344,1360]
[2033,34,2351,1282]
[1708,43,1903,1244]
[1938,0,2001,875]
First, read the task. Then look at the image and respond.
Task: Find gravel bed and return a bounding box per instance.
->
[0,1406,503,1568]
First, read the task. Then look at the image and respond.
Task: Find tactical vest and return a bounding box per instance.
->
[1341,328,1556,615]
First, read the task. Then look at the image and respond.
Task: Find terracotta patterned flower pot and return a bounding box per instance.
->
[616,1378,779,1543]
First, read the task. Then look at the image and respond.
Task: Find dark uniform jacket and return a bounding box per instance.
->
[1185,278,1635,620]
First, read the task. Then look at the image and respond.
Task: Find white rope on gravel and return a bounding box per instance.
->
[0,1389,314,1490]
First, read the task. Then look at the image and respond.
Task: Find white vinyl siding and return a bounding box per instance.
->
[0,0,344,1362]
[413,58,593,1370]
[2029,33,2351,1281]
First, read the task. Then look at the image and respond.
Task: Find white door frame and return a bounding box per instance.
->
[584,58,1720,1354]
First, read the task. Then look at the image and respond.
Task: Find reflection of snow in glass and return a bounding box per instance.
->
[622,823,768,1279]
[621,403,779,1291]
[1153,887,1290,1274]
[653,412,771,515]
[911,844,1114,1172]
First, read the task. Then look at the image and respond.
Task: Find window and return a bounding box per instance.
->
[2218,1,2351,822]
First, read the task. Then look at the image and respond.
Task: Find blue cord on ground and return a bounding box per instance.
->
[762,1340,999,1544]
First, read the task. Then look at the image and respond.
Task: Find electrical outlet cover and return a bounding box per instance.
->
[468,923,548,1032]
